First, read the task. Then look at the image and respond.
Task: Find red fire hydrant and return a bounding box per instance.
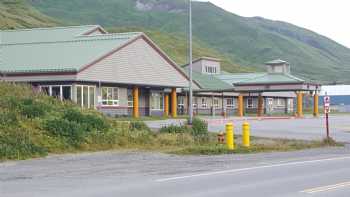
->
[217,132,225,144]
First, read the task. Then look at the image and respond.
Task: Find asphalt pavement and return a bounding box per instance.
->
[1,146,350,197]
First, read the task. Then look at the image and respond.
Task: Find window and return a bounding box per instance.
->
[40,85,72,101]
[127,89,133,107]
[151,92,164,110]
[41,86,50,95]
[75,85,95,109]
[247,98,253,109]
[178,96,185,108]
[62,86,72,100]
[201,98,208,108]
[101,87,119,106]
[213,98,219,108]
[226,98,235,108]
[51,86,61,99]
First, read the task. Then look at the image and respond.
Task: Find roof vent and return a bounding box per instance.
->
[265,59,290,74]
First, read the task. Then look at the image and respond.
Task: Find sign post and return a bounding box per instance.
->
[324,95,331,139]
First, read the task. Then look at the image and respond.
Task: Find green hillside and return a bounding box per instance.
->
[0,0,248,73]
[109,27,250,73]
[30,0,350,83]
[0,0,57,29]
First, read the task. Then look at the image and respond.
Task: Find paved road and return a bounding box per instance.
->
[1,147,350,197]
[146,115,350,142]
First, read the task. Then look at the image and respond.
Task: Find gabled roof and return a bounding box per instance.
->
[0,31,141,73]
[1,25,106,45]
[182,70,232,91]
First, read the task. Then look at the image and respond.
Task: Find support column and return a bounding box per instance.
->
[257,94,264,117]
[297,92,303,118]
[164,94,169,117]
[132,87,139,118]
[171,88,177,118]
[313,93,319,117]
[237,94,244,117]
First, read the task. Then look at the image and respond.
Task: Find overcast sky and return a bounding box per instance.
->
[197,0,350,48]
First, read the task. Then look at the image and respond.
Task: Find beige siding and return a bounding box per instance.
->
[77,38,189,87]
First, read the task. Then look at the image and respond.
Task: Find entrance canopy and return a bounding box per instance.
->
[217,72,320,93]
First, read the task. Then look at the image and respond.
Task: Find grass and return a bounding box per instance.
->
[169,135,343,155]
[0,0,58,30]
[113,115,189,121]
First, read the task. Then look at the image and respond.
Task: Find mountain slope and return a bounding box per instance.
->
[30,0,350,83]
[0,0,248,73]
[0,0,58,29]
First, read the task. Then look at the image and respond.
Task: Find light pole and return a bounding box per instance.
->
[188,0,193,125]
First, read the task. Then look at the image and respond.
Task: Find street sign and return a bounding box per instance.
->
[324,96,330,108]
[323,95,331,139]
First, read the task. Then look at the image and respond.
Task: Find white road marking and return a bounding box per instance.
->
[301,181,350,194]
[156,156,350,182]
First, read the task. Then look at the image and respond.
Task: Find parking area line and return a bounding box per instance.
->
[155,156,350,182]
[301,181,350,194]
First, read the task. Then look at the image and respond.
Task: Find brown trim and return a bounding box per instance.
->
[140,34,201,88]
[82,26,108,35]
[3,71,77,77]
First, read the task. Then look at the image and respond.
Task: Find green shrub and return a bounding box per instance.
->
[159,124,191,134]
[63,109,110,131]
[19,98,48,119]
[129,121,150,131]
[0,111,18,127]
[44,119,87,146]
[190,118,208,136]
[0,128,47,160]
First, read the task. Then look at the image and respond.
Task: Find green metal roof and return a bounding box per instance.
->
[183,70,233,91]
[216,73,267,84]
[1,25,103,44]
[0,26,141,73]
[215,72,305,86]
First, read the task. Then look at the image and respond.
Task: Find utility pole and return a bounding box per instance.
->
[188,0,193,124]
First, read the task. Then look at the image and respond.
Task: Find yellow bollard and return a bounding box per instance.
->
[226,123,235,150]
[242,121,250,147]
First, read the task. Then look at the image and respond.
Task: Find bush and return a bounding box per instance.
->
[0,111,18,127]
[0,128,48,160]
[159,124,191,134]
[63,109,110,131]
[44,119,87,146]
[19,98,48,119]
[129,121,150,131]
[190,118,208,136]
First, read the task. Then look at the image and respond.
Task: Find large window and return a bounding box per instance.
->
[40,85,72,101]
[201,98,208,108]
[178,96,185,108]
[101,87,119,106]
[247,98,253,109]
[151,92,164,110]
[75,85,95,109]
[127,89,133,107]
[226,98,235,108]
[213,98,219,108]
